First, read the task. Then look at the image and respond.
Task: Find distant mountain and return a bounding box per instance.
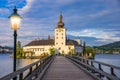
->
[0,45,13,53]
[94,41,120,50]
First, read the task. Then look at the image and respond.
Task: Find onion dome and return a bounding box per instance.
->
[57,13,64,28]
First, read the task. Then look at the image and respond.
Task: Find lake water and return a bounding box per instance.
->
[0,54,120,78]
[0,54,39,78]
[94,54,120,79]
[95,54,120,67]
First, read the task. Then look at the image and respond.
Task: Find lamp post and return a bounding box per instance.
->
[9,6,21,72]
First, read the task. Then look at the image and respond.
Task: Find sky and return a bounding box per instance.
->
[0,0,120,47]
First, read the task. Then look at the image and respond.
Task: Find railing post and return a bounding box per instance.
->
[91,61,94,67]
[29,67,32,75]
[79,57,81,61]
[107,77,111,80]
[111,67,116,76]
[83,58,85,63]
[86,59,89,65]
[98,64,102,78]
[36,63,38,68]
[13,76,17,80]
[99,64,102,70]
[40,61,42,73]
[19,73,23,80]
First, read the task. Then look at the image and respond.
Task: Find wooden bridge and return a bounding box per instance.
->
[1,55,120,80]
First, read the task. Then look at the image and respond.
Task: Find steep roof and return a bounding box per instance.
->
[25,39,54,46]
[24,39,81,47]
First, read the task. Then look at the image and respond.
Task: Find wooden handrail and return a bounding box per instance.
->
[1,55,53,80]
[67,56,120,80]
[73,56,120,69]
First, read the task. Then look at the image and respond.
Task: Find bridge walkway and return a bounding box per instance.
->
[42,56,95,80]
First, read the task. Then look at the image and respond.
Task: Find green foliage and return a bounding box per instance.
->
[24,51,35,58]
[49,47,55,55]
[93,41,120,54]
[16,41,25,58]
[68,49,75,55]
[36,52,48,59]
[85,46,94,54]
[82,46,95,58]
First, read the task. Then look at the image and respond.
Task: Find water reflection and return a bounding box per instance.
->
[16,59,39,78]
[16,59,39,69]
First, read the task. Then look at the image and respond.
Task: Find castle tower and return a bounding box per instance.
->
[77,37,81,45]
[55,13,66,54]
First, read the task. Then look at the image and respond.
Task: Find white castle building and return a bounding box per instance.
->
[23,14,82,56]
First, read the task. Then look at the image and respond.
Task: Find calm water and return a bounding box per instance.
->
[0,54,120,78]
[94,54,120,78]
[0,54,39,78]
[95,54,120,67]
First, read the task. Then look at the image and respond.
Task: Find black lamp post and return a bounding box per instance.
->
[9,6,22,72]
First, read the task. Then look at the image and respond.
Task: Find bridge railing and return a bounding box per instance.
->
[67,56,120,80]
[0,55,54,80]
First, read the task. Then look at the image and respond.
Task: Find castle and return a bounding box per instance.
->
[23,14,82,56]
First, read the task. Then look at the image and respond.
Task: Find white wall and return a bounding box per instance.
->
[23,45,54,56]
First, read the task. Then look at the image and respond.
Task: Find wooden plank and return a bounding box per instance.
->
[35,56,55,80]
[42,56,95,80]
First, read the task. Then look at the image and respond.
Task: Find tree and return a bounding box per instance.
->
[84,46,95,57]
[68,49,75,55]
[49,47,55,55]
[16,41,24,58]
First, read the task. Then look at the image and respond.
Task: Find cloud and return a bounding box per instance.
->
[88,10,110,18]
[0,0,120,46]
[67,29,120,43]
[19,0,34,14]
[67,29,97,37]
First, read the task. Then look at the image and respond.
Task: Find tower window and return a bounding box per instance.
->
[62,33,63,35]
[56,33,58,35]
[56,37,58,39]
[59,47,61,50]
[56,43,58,45]
[61,43,63,45]
[62,37,63,39]
[69,47,71,50]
